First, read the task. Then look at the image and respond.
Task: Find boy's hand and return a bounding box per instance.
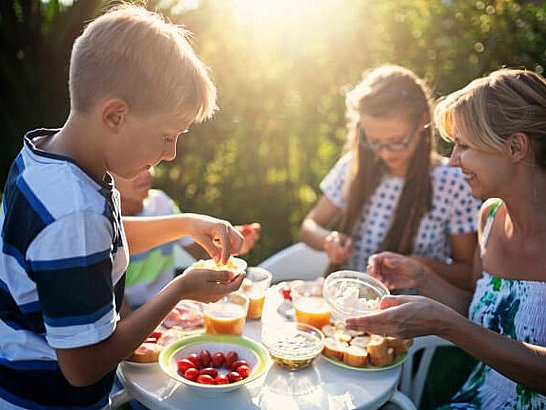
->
[177,268,245,303]
[188,215,244,264]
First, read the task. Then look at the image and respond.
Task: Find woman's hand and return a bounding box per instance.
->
[176,268,246,303]
[186,215,244,264]
[367,252,431,291]
[324,231,353,265]
[345,295,456,339]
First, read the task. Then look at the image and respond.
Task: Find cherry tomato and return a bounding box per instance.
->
[183,367,199,381]
[236,364,251,379]
[231,360,250,371]
[197,374,216,384]
[211,352,225,368]
[280,286,292,301]
[187,353,203,369]
[199,350,212,367]
[215,374,229,385]
[177,359,195,373]
[224,351,238,369]
[199,367,218,378]
[227,371,243,383]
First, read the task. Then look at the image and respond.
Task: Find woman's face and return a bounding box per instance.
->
[359,113,426,177]
[449,138,511,200]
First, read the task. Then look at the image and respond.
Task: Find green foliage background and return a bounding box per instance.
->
[2,0,546,267]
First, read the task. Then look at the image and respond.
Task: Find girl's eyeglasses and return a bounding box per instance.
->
[359,118,430,152]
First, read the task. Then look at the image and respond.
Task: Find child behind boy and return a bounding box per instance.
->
[112,167,261,311]
[0,5,245,409]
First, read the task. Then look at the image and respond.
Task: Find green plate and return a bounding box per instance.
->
[321,351,407,371]
[159,334,271,396]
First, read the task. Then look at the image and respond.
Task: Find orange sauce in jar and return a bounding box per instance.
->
[204,302,247,335]
[293,296,331,330]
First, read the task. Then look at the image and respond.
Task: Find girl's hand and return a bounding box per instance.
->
[345,295,456,339]
[236,222,261,254]
[176,268,246,303]
[324,231,353,265]
[367,252,429,290]
[187,215,244,264]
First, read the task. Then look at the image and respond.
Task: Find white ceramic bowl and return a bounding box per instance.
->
[159,334,271,396]
[190,257,247,276]
[323,270,389,320]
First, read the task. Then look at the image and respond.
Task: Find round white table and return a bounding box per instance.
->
[114,287,414,410]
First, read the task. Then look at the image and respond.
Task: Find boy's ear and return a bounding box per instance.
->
[102,98,130,131]
[506,133,529,162]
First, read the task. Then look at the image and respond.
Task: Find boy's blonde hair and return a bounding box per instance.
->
[69,4,216,121]
[435,68,546,169]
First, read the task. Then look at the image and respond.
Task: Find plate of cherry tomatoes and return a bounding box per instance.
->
[159,334,271,396]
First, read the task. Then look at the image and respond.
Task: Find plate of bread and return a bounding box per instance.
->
[320,323,411,371]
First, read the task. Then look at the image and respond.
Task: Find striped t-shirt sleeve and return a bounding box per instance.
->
[27,210,118,349]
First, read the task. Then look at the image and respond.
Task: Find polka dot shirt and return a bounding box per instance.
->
[320,153,481,272]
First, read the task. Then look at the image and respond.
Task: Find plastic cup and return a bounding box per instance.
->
[291,283,331,330]
[204,292,249,335]
[243,267,272,320]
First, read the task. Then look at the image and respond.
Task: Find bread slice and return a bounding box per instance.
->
[366,335,388,358]
[126,342,162,363]
[384,337,413,354]
[349,335,371,349]
[323,337,348,361]
[342,345,368,367]
[369,347,394,367]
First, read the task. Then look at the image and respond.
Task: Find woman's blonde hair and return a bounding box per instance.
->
[327,65,434,273]
[69,4,216,121]
[435,68,546,169]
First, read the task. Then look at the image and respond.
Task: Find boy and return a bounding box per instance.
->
[0,5,244,409]
[112,167,261,311]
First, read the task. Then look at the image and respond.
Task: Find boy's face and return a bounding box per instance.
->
[107,109,196,179]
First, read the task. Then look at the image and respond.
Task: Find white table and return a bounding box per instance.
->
[113,287,415,410]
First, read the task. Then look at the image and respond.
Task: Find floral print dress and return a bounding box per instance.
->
[441,200,546,409]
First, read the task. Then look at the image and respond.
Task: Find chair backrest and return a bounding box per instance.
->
[399,335,454,408]
[258,242,329,283]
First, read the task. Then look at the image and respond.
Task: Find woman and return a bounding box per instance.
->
[300,65,480,289]
[349,68,546,408]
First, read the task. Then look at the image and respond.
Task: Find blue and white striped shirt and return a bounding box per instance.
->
[0,129,128,409]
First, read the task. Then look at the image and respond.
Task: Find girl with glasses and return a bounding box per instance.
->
[300,65,481,290]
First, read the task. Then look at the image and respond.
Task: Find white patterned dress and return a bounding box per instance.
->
[441,200,546,409]
[320,153,481,272]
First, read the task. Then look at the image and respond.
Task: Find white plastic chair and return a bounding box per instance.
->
[399,335,454,408]
[258,242,329,283]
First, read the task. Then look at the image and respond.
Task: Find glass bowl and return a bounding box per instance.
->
[262,322,325,371]
[323,270,389,321]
